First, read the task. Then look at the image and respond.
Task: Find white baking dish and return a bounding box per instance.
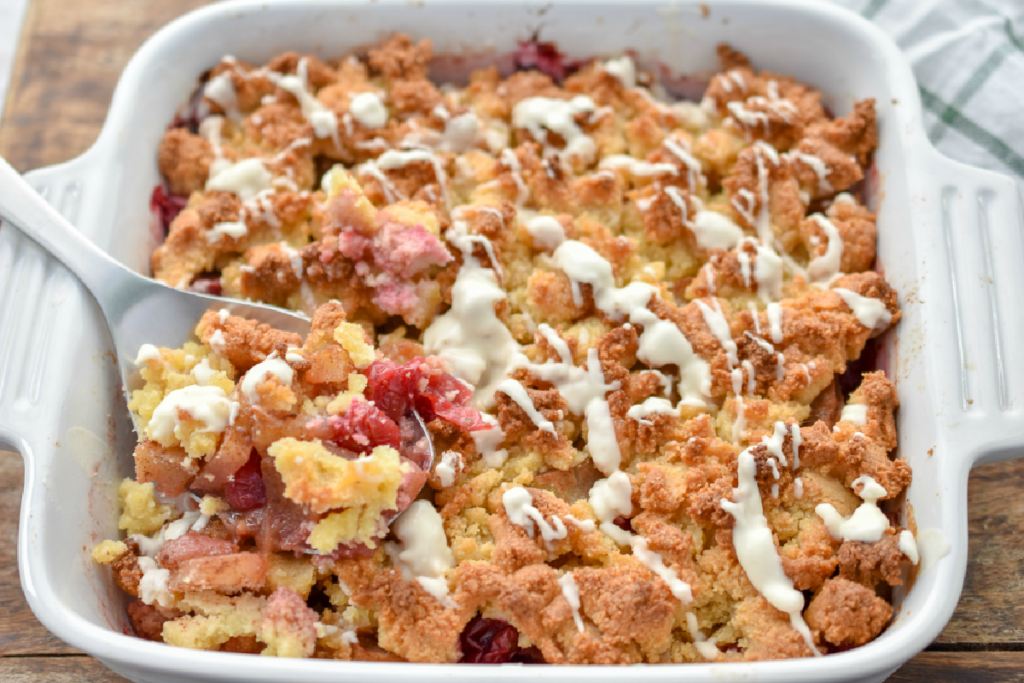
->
[1,0,1023,681]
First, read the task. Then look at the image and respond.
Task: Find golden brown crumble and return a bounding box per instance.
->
[96,35,918,665]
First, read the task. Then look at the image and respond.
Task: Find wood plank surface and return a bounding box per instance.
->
[1,0,1023,681]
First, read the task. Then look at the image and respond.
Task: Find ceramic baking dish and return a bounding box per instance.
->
[1,0,1023,681]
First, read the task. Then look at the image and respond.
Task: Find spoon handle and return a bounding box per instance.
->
[0,155,136,304]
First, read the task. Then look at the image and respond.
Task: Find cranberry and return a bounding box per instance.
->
[189,272,223,296]
[150,184,188,236]
[225,450,266,511]
[512,38,584,83]
[613,516,632,532]
[366,359,489,432]
[460,617,522,664]
[511,646,546,664]
[838,337,879,399]
[328,400,401,453]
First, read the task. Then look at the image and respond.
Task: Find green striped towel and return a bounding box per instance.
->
[835,0,1024,197]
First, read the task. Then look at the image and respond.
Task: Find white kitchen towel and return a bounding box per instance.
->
[831,0,1024,198]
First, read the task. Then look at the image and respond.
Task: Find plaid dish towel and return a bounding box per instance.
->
[833,0,1024,199]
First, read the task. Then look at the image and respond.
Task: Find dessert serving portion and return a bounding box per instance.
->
[93,35,918,663]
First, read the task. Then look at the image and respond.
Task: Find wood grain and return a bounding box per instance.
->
[0,451,77,657]
[1,0,1023,681]
[937,458,1024,646]
[0,0,212,171]
[0,656,128,682]
[889,653,1024,683]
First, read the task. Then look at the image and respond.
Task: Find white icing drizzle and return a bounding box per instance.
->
[525,215,566,251]
[752,142,779,247]
[793,477,804,499]
[806,214,843,282]
[433,451,461,488]
[502,487,569,545]
[135,344,161,365]
[834,288,893,330]
[766,303,784,343]
[748,303,763,335]
[496,379,555,433]
[551,239,711,410]
[537,323,573,365]
[240,353,294,405]
[147,385,239,444]
[137,557,174,607]
[602,55,636,88]
[899,529,919,565]
[206,220,248,243]
[696,300,738,367]
[423,218,520,409]
[472,414,509,468]
[209,329,227,355]
[191,358,216,386]
[685,612,720,660]
[268,59,340,147]
[386,500,456,608]
[280,243,304,278]
[726,100,769,129]
[588,472,694,602]
[691,210,744,251]
[720,444,819,656]
[815,475,890,542]
[600,155,678,177]
[584,382,622,475]
[558,572,585,632]
[742,359,756,395]
[512,95,598,162]
[790,423,802,468]
[348,91,388,129]
[500,148,528,205]
[788,151,833,193]
[206,158,273,202]
[627,397,677,424]
[751,239,785,301]
[203,70,240,120]
[840,403,868,426]
[763,421,790,466]
[438,112,481,153]
[373,148,450,210]
[663,137,704,190]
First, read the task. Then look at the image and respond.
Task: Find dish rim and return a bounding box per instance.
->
[4,0,1023,681]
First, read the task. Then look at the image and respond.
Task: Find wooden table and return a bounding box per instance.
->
[2,1,1024,680]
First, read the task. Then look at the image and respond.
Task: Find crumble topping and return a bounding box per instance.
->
[94,35,918,664]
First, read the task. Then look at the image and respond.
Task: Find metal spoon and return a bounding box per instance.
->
[0,156,438,516]
[0,155,311,433]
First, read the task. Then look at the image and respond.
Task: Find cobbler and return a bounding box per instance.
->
[94,36,916,664]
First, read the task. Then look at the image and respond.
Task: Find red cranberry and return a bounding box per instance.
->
[460,617,521,664]
[613,516,632,532]
[512,38,584,82]
[189,272,223,296]
[365,359,489,432]
[225,450,266,511]
[150,184,188,236]
[838,337,879,399]
[328,400,401,453]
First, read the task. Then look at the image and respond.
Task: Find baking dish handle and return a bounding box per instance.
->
[927,151,1024,466]
[0,153,98,456]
